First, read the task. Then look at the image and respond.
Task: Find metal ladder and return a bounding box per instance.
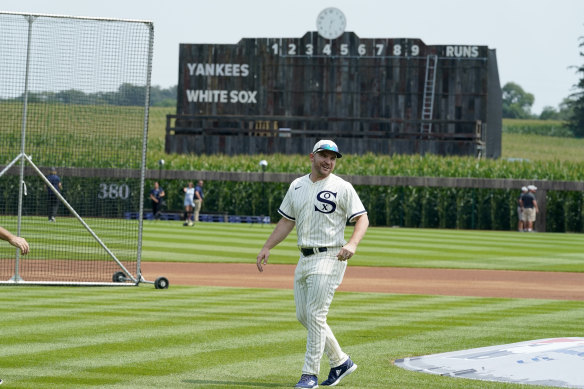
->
[420,55,438,134]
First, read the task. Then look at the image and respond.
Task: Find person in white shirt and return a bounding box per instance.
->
[183,182,195,226]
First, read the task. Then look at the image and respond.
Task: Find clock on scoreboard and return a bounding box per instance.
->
[316,7,346,40]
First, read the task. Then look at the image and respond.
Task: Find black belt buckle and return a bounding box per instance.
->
[301,247,327,257]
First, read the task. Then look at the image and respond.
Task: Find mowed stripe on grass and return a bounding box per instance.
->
[142,221,584,272]
[1,285,584,388]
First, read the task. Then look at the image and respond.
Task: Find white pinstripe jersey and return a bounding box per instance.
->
[278,173,367,248]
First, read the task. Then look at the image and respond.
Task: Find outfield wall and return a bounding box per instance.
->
[2,166,582,233]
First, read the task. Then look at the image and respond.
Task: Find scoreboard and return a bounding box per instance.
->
[168,30,501,158]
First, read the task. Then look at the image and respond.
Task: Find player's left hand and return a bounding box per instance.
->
[256,248,270,272]
[336,243,356,261]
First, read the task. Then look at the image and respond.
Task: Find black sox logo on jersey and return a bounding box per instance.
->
[314,190,337,214]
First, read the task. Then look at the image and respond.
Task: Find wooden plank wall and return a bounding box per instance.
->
[172,32,500,156]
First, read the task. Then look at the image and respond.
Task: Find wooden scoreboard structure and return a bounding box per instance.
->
[166,11,501,158]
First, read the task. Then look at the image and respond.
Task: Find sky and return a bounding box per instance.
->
[3,0,584,115]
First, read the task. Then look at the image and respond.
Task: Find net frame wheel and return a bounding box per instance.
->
[155,276,169,289]
[112,271,127,283]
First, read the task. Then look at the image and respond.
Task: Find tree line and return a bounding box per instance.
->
[503,34,584,137]
[6,84,177,108]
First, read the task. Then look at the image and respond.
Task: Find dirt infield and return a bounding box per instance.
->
[141,262,584,300]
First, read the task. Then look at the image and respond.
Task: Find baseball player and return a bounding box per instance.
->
[0,226,30,386]
[257,140,369,388]
[0,226,29,386]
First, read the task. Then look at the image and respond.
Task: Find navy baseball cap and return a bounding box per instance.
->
[312,140,342,158]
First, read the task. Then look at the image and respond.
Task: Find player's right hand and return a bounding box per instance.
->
[10,236,29,255]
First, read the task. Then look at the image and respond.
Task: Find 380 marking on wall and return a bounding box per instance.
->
[98,183,130,200]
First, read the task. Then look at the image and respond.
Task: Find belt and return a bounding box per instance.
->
[300,247,328,257]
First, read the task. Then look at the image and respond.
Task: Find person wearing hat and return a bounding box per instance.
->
[45,167,62,222]
[517,186,528,231]
[257,140,369,388]
[520,185,539,232]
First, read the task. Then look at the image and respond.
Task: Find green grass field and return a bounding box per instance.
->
[141,221,584,272]
[2,107,582,387]
[1,285,582,388]
[2,223,584,388]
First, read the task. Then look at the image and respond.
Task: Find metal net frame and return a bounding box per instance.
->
[0,12,157,286]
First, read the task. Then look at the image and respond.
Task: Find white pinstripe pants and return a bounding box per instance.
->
[294,249,348,375]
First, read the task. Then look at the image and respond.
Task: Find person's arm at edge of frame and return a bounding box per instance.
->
[337,213,369,261]
[256,217,295,272]
[0,226,30,255]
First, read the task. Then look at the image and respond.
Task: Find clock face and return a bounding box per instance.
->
[316,7,346,40]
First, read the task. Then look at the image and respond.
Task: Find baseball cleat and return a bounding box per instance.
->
[295,374,318,388]
[320,357,357,386]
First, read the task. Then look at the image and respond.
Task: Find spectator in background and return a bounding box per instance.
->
[183,182,195,226]
[150,181,165,220]
[194,180,204,224]
[46,167,62,222]
[517,186,528,231]
[520,185,539,232]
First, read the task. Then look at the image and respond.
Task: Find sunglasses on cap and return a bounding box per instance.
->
[316,144,339,153]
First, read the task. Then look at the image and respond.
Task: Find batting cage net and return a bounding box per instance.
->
[0,12,155,286]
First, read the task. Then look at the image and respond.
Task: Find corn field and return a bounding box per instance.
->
[2,104,583,232]
[144,147,584,232]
